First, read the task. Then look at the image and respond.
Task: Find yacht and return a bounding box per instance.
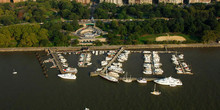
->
[154,76,183,87]
[151,84,161,95]
[108,71,119,78]
[58,73,76,79]
[99,74,118,83]
[137,78,147,83]
[63,67,78,74]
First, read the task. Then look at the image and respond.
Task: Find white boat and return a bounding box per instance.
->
[137,78,147,83]
[58,73,76,79]
[143,70,152,75]
[151,84,161,95]
[96,68,102,72]
[106,56,112,61]
[95,51,99,55]
[99,74,118,83]
[178,54,184,59]
[101,61,108,66]
[92,51,95,54]
[63,67,78,74]
[85,107,90,110]
[108,71,119,78]
[154,76,183,87]
[122,73,132,83]
[86,62,92,66]
[12,69,17,75]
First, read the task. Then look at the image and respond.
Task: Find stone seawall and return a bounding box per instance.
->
[0,44,220,52]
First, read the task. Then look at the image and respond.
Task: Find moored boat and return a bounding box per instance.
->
[154,76,182,87]
[137,78,147,83]
[58,73,76,79]
[99,74,119,83]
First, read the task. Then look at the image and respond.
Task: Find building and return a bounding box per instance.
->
[13,0,27,3]
[99,0,123,6]
[75,0,90,4]
[129,0,152,4]
[189,0,211,3]
[159,0,183,4]
[0,0,10,3]
[73,23,108,45]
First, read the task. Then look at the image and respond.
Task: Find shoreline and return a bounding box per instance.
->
[0,43,220,52]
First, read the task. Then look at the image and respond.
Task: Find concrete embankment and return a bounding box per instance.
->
[0,43,220,52]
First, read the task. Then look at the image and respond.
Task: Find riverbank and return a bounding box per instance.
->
[0,43,220,52]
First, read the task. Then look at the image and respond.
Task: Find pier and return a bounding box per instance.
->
[151,52,156,75]
[90,47,124,76]
[48,49,66,74]
[118,77,158,82]
[175,54,193,75]
[43,58,57,68]
[100,47,124,74]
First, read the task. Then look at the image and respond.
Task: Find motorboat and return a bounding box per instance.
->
[108,71,119,78]
[151,84,161,95]
[63,67,78,74]
[137,78,147,83]
[101,61,108,66]
[178,54,184,59]
[99,74,118,83]
[58,73,76,79]
[12,69,17,75]
[154,76,183,87]
[96,68,102,72]
[143,70,152,75]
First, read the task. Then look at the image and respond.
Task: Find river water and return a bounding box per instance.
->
[0,48,220,110]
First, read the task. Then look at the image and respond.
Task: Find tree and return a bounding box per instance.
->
[202,30,217,43]
[0,34,10,47]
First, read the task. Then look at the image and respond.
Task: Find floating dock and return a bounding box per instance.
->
[118,77,158,82]
[176,54,193,75]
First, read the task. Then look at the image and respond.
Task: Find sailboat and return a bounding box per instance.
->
[122,73,132,83]
[12,69,17,75]
[151,84,161,95]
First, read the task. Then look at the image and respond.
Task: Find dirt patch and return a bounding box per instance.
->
[156,36,186,42]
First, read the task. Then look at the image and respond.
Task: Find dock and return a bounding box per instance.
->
[100,47,124,74]
[90,47,124,76]
[78,53,88,67]
[118,77,158,82]
[48,49,74,74]
[176,54,193,75]
[43,58,57,68]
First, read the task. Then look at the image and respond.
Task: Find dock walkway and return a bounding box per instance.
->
[100,47,124,74]
[48,49,67,74]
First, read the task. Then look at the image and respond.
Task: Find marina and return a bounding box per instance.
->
[42,47,193,83]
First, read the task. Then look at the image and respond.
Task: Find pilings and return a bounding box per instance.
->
[35,52,48,78]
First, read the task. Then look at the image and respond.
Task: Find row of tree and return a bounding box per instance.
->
[96,18,220,44]
[94,3,220,19]
[0,24,50,47]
